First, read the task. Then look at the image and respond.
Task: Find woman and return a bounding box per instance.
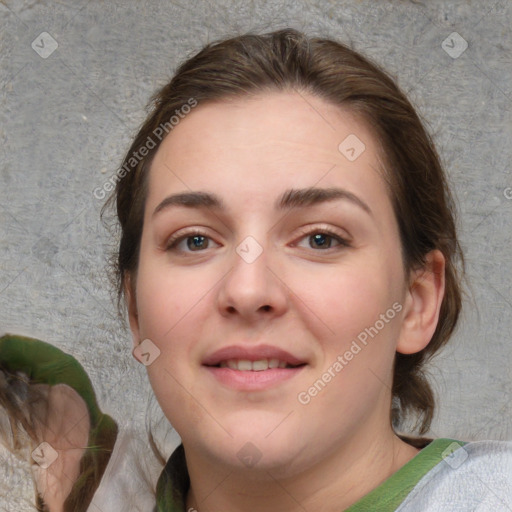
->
[1,28,511,511]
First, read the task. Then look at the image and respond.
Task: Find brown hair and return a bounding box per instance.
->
[102,28,464,435]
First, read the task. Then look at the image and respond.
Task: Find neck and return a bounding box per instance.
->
[184,427,419,512]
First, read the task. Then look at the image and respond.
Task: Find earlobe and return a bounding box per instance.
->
[124,274,140,350]
[396,250,446,355]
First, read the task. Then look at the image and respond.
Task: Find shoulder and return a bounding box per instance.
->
[397,439,512,511]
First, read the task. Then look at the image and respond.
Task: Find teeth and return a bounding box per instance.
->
[252,359,268,371]
[218,358,295,371]
[238,360,253,371]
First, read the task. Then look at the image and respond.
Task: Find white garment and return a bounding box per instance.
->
[397,440,512,511]
[86,429,161,512]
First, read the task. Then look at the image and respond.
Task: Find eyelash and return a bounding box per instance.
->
[165,228,213,252]
[293,225,351,251]
[165,226,350,253]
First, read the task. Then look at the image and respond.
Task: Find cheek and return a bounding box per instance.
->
[135,255,211,339]
[290,259,400,343]
[135,258,214,428]
[294,262,401,415]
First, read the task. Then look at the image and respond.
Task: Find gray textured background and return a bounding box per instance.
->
[1,0,511,509]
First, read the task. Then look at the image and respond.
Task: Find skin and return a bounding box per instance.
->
[126,91,445,511]
[31,384,90,512]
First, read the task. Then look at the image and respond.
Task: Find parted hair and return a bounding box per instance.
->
[102,28,464,435]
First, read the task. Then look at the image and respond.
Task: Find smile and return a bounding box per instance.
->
[202,344,308,390]
[204,363,306,391]
[216,359,302,370]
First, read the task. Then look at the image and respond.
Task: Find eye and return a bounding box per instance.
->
[165,226,350,253]
[294,227,350,251]
[165,229,220,253]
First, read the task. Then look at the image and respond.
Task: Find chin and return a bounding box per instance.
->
[212,426,306,471]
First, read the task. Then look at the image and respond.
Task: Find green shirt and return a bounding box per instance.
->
[154,438,467,511]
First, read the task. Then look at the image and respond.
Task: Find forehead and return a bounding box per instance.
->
[147,91,388,211]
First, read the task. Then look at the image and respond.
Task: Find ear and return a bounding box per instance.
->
[124,273,141,351]
[396,249,446,355]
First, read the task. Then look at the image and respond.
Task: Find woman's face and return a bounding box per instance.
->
[129,91,412,473]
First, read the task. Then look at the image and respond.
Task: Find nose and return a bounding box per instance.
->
[216,237,288,323]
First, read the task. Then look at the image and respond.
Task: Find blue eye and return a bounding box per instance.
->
[184,235,209,251]
[296,230,349,250]
[166,231,219,253]
[309,233,338,249]
[165,227,350,254]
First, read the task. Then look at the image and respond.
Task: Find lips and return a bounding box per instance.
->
[202,344,307,368]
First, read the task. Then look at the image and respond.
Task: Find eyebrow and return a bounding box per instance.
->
[152,187,372,218]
